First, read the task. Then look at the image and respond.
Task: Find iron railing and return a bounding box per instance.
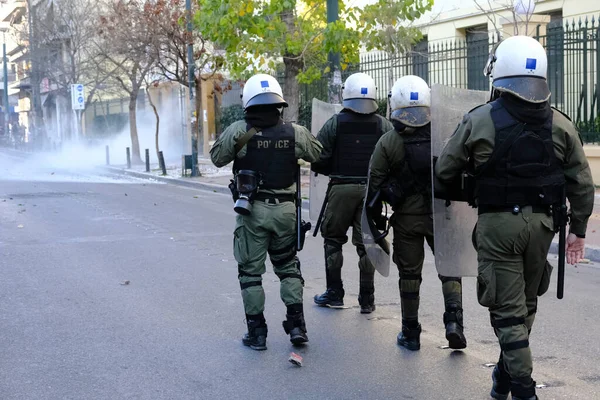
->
[278,16,599,142]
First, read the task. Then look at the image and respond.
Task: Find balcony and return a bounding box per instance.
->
[1,1,26,23]
[11,73,28,90]
[0,71,17,84]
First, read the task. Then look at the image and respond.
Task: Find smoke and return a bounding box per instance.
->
[0,87,191,183]
[99,89,188,166]
[55,87,187,167]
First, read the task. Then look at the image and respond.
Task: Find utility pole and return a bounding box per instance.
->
[186,0,198,176]
[1,29,9,139]
[27,0,43,146]
[327,0,342,104]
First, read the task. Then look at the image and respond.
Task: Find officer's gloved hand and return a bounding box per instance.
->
[371,201,388,232]
[366,193,388,234]
[375,213,388,231]
[566,233,585,265]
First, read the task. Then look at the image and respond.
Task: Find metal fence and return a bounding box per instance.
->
[280,16,600,142]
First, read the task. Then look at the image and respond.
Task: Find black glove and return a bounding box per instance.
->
[228,179,239,202]
[366,193,389,240]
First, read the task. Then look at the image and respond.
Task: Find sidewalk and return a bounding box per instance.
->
[551,192,600,263]
[104,157,312,205]
[105,160,600,264]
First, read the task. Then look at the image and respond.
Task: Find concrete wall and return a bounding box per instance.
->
[199,78,219,158]
[584,146,600,186]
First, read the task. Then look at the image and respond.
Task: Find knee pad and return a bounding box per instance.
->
[439,275,462,284]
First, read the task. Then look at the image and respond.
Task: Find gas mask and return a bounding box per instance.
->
[233,170,261,215]
[391,119,408,133]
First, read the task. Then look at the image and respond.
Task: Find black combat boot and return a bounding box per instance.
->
[314,288,345,307]
[444,305,467,349]
[282,313,309,345]
[242,316,268,351]
[396,320,421,351]
[510,377,538,400]
[358,292,376,314]
[314,268,344,307]
[490,357,511,400]
[358,271,376,314]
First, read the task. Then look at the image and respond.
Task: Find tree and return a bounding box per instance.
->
[361,0,433,112]
[150,0,224,161]
[17,0,119,140]
[98,0,161,163]
[474,0,541,36]
[196,0,434,122]
[196,0,364,123]
[145,80,161,163]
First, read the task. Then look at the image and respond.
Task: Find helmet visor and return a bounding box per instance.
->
[493,76,551,103]
[390,106,431,127]
[245,93,288,109]
[342,98,378,114]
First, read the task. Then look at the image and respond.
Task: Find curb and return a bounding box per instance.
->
[104,166,311,210]
[104,166,231,195]
[548,241,600,263]
[104,166,600,263]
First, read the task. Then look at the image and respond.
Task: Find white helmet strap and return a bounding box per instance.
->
[483,41,501,77]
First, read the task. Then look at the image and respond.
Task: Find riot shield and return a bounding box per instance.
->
[361,174,391,277]
[431,84,488,277]
[309,99,343,220]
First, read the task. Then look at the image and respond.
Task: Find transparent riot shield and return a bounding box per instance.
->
[431,84,488,277]
[361,173,391,277]
[309,99,343,220]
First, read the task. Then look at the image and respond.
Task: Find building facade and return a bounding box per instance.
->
[353,0,599,142]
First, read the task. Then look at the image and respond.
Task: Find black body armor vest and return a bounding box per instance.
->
[233,121,296,190]
[331,111,382,178]
[383,125,432,209]
[475,99,565,207]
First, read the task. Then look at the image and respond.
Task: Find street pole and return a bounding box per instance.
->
[327,0,342,104]
[186,0,198,176]
[26,0,43,147]
[2,31,9,140]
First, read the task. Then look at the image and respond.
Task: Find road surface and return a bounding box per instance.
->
[1,148,599,399]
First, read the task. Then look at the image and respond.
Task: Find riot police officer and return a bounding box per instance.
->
[435,36,594,400]
[210,74,322,351]
[311,73,394,313]
[367,75,467,351]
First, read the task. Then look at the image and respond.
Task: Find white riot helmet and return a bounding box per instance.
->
[241,74,288,110]
[389,75,431,127]
[341,72,378,114]
[483,35,550,103]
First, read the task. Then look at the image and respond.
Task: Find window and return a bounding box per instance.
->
[466,26,490,90]
[412,37,429,83]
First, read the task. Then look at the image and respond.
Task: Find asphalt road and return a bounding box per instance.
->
[1,148,599,400]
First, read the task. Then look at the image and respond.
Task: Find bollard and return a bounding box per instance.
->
[105,145,110,165]
[145,149,150,172]
[158,151,167,176]
[126,147,131,169]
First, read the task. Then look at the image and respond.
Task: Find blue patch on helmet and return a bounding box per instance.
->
[410,92,419,101]
[526,58,537,70]
[260,80,270,88]
[360,87,368,95]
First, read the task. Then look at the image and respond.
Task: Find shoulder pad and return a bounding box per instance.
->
[467,103,487,114]
[551,107,572,122]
